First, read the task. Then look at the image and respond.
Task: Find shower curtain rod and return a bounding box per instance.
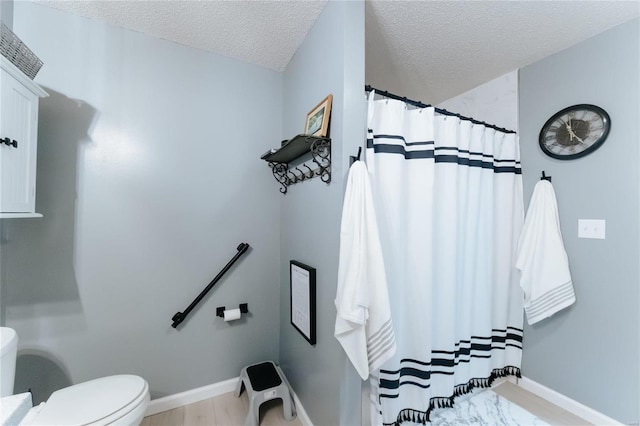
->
[364,85,516,135]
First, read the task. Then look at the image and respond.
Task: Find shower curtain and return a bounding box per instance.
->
[366,95,524,425]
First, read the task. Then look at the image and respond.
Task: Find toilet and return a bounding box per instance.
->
[0,327,150,425]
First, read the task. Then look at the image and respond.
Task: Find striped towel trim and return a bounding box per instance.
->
[525,280,576,324]
[368,319,396,370]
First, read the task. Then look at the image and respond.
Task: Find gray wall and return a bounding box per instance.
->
[278,1,365,425]
[519,18,639,423]
[0,0,12,28]
[2,2,282,402]
[0,0,13,329]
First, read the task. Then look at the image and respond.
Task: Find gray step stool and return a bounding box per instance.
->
[234,361,296,426]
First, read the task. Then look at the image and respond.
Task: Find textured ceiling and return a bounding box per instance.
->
[34,0,639,103]
[366,1,640,104]
[34,0,328,71]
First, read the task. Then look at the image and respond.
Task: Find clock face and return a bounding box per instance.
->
[539,104,610,160]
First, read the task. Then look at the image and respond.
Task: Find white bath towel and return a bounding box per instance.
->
[335,160,396,380]
[516,180,575,325]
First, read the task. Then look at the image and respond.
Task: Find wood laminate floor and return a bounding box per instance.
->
[492,381,592,426]
[142,381,592,426]
[141,391,302,426]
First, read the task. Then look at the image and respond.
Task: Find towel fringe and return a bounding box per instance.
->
[382,366,521,425]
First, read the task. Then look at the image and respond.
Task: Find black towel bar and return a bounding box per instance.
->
[171,242,250,328]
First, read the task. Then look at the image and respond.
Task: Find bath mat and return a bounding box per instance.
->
[430,389,550,426]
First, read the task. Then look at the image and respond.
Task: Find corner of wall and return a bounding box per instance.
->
[278,1,366,425]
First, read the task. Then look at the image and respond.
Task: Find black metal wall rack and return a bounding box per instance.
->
[261,134,331,194]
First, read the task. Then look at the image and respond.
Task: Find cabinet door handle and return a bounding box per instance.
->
[2,137,18,148]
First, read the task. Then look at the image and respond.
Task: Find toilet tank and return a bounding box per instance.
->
[0,327,18,397]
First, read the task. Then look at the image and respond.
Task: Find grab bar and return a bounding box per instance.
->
[171,242,250,328]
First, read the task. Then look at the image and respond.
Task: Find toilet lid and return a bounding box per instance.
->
[31,375,147,425]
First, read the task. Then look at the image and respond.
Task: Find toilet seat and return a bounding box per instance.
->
[28,375,149,425]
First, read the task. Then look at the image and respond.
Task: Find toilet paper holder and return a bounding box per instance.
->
[217,303,249,318]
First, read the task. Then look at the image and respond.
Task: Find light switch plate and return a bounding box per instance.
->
[578,219,606,239]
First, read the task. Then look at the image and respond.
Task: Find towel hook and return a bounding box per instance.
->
[295,167,306,181]
[541,171,552,182]
[349,146,363,166]
[303,163,314,178]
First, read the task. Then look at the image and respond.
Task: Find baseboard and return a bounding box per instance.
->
[290,388,313,426]
[145,374,620,425]
[145,376,314,425]
[145,377,239,416]
[508,376,622,425]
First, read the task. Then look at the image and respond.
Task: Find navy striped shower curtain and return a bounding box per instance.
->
[365,94,525,425]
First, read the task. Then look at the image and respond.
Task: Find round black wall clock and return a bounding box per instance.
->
[539,104,611,160]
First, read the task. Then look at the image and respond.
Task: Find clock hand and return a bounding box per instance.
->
[564,120,586,144]
[565,121,576,141]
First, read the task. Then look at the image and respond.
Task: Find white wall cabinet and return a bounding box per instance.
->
[0,56,48,218]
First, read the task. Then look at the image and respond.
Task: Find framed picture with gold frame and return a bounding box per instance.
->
[305,94,333,137]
